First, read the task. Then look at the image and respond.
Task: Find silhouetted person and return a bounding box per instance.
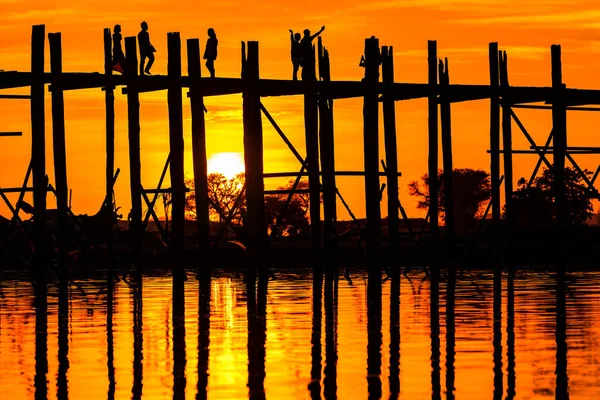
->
[138,21,155,75]
[289,29,302,81]
[300,26,325,80]
[204,28,218,78]
[112,25,125,74]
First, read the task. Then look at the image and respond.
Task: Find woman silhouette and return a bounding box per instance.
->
[204,28,218,78]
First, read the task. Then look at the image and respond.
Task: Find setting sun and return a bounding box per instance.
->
[207,152,245,179]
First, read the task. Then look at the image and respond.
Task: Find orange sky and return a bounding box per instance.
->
[2,1,600,219]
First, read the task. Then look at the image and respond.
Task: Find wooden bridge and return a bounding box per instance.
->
[2,24,599,265]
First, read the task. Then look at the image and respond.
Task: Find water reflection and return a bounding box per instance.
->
[131,272,143,400]
[173,267,187,400]
[1,265,597,399]
[247,268,267,400]
[324,271,338,400]
[197,270,210,400]
[388,269,400,399]
[107,272,116,400]
[367,265,382,400]
[506,266,515,400]
[430,265,441,400]
[493,265,503,400]
[556,267,569,399]
[445,265,455,400]
[34,265,48,400]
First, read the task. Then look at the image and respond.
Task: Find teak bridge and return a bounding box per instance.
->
[2,25,600,264]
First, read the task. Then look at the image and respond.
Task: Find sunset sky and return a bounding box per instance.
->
[2,0,600,219]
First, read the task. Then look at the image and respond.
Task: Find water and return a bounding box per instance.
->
[1,267,599,399]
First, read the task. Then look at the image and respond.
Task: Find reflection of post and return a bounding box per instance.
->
[310,266,323,399]
[430,264,441,400]
[367,268,382,399]
[445,263,456,400]
[173,266,187,399]
[131,275,143,400]
[107,272,116,400]
[555,268,569,399]
[389,269,400,398]
[493,262,503,399]
[197,271,211,400]
[57,261,70,399]
[34,262,48,400]
[506,266,515,400]
[324,274,338,399]
[247,269,267,400]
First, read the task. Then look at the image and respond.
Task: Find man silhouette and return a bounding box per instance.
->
[138,21,155,75]
[204,28,218,78]
[300,26,325,81]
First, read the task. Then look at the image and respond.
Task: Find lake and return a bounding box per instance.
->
[0,266,597,399]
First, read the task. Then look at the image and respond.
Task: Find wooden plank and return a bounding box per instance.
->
[0,131,23,136]
[427,41,439,241]
[0,94,30,99]
[381,45,400,262]
[31,24,47,259]
[318,37,337,253]
[439,58,455,250]
[187,38,210,254]
[489,43,501,231]
[242,41,267,260]
[303,40,322,257]
[552,45,567,230]
[104,28,115,208]
[167,32,185,258]
[363,37,381,266]
[125,36,143,254]
[49,32,69,259]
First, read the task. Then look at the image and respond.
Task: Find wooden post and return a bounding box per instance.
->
[242,41,267,260]
[167,32,185,258]
[31,25,46,259]
[489,43,501,231]
[500,51,513,234]
[318,37,337,255]
[104,28,115,208]
[427,41,439,245]
[125,36,143,253]
[551,45,567,230]
[381,45,400,263]
[48,32,69,259]
[187,38,210,254]
[303,42,322,257]
[363,37,381,265]
[439,58,455,250]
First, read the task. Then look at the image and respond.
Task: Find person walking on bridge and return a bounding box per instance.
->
[289,29,302,81]
[112,24,125,74]
[204,28,218,78]
[138,21,156,75]
[300,25,325,80]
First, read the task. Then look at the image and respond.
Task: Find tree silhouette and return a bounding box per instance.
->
[185,174,313,237]
[509,166,594,227]
[408,168,491,232]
